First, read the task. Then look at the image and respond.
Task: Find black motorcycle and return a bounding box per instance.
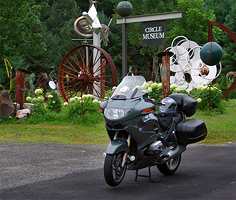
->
[99,75,207,187]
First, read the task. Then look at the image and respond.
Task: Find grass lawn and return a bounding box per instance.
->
[193,107,236,144]
[0,122,109,145]
[0,105,235,145]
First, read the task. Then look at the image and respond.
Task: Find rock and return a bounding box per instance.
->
[13,102,20,111]
[23,103,35,111]
[0,90,14,116]
[16,109,31,121]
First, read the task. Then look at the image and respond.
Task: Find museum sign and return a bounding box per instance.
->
[142,20,165,47]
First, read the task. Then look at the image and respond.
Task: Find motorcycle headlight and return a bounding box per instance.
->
[104,108,130,120]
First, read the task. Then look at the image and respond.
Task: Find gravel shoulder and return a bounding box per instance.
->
[0,143,106,190]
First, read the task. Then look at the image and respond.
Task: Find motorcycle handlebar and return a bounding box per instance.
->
[144,98,163,106]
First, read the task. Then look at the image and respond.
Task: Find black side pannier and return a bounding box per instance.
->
[176,119,207,145]
[169,93,198,117]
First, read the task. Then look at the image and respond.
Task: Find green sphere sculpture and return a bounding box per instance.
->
[117,1,133,17]
[200,42,223,66]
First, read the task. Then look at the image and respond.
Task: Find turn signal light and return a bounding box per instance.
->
[99,107,103,113]
[142,108,154,114]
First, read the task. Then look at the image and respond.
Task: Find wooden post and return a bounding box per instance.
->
[101,58,106,98]
[117,12,182,80]
[146,61,151,81]
[15,72,25,109]
[122,22,128,77]
[157,52,173,99]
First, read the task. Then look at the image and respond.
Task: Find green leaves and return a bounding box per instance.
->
[195,84,226,113]
[168,0,216,46]
[0,0,46,57]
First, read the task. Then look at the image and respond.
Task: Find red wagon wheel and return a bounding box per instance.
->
[58,44,117,102]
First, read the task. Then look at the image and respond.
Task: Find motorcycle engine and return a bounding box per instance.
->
[148,140,164,153]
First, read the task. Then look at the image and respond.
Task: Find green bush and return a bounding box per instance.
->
[23,92,104,125]
[195,84,225,113]
[34,102,47,116]
[46,91,62,112]
[147,81,226,113]
[147,82,189,102]
[67,94,103,124]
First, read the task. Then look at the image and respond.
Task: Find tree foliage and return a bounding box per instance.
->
[27,0,81,77]
[0,0,46,89]
[0,0,236,87]
[168,0,216,46]
[217,1,236,72]
[0,0,46,58]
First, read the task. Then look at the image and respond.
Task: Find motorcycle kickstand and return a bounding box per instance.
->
[135,166,161,183]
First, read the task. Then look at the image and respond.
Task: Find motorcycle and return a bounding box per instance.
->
[99,75,207,187]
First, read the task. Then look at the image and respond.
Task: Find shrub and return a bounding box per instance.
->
[67,94,103,124]
[46,91,62,112]
[148,82,189,102]
[34,102,47,115]
[216,75,236,99]
[195,84,225,113]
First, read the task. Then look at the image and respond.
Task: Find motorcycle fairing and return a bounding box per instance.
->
[106,139,129,154]
[104,97,155,123]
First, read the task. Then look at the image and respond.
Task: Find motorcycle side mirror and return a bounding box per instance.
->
[143,93,149,99]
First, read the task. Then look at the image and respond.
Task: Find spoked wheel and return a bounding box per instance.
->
[58,44,117,102]
[157,153,181,176]
[104,152,127,187]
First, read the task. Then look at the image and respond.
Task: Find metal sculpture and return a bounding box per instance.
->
[166,36,221,91]
[200,41,223,66]
[208,21,236,98]
[35,74,48,96]
[4,58,15,89]
[74,16,93,38]
[58,44,117,102]
[15,68,32,109]
[58,2,117,102]
[226,71,236,83]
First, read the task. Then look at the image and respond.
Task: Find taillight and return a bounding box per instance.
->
[99,107,103,113]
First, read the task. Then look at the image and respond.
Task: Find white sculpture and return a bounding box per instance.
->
[165,36,221,91]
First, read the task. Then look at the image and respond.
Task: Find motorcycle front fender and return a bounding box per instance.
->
[106,139,129,154]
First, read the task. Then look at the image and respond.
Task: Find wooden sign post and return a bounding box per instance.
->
[117,12,182,77]
[117,11,181,98]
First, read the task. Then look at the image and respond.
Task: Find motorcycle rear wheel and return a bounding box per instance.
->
[157,153,181,176]
[104,152,127,187]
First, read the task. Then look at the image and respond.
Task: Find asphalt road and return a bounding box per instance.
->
[0,143,235,200]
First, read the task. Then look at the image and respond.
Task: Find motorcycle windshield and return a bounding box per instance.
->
[111,76,147,99]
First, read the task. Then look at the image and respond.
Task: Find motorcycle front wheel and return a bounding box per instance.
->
[157,153,181,176]
[104,152,127,187]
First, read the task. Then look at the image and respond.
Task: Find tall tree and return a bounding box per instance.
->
[168,0,216,46]
[28,0,81,77]
[110,0,179,76]
[204,0,233,24]
[218,2,236,72]
[0,0,46,58]
[0,0,46,87]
